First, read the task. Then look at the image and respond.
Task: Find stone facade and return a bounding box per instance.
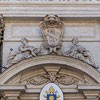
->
[0,1,100,100]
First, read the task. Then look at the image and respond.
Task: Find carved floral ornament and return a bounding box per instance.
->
[6,15,98,69]
[27,72,80,85]
[26,67,91,85]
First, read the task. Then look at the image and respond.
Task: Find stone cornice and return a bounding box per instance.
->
[0,85,25,90]
[78,85,100,90]
[0,0,100,5]
[0,3,100,17]
[0,84,100,93]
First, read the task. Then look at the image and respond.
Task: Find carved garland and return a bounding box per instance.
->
[26,67,87,86]
[27,74,80,85]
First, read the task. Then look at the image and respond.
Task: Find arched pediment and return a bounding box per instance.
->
[0,55,100,84]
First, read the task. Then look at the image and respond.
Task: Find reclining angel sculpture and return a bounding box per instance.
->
[6,37,39,67]
[65,37,98,68]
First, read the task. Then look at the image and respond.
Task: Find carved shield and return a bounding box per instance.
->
[43,28,63,47]
[40,15,64,48]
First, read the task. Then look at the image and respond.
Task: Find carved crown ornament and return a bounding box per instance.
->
[6,15,98,69]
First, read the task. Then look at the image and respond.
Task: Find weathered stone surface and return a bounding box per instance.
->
[0,1,100,100]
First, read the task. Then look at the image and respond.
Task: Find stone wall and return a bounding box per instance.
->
[0,1,100,69]
[2,18,100,71]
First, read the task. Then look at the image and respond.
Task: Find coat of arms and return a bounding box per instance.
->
[40,15,64,54]
[43,86,60,100]
[40,83,63,100]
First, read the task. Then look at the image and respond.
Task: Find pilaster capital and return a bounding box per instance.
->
[3,91,21,100]
[83,91,100,100]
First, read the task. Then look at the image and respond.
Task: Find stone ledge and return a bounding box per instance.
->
[0,5,100,17]
[78,85,100,90]
[0,85,25,90]
[0,84,100,93]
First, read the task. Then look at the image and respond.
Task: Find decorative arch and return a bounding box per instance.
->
[0,55,100,84]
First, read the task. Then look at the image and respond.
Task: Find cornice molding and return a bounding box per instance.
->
[0,4,100,17]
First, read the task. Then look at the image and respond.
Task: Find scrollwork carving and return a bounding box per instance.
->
[57,75,79,85]
[27,75,48,85]
[27,69,86,85]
